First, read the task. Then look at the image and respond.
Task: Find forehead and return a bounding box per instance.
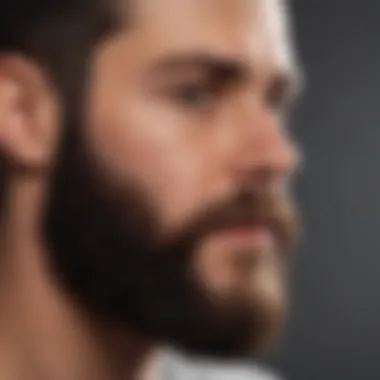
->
[121,0,296,75]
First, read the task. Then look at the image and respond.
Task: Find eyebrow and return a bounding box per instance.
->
[149,52,305,98]
[149,53,248,82]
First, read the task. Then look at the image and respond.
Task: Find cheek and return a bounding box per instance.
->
[88,86,217,231]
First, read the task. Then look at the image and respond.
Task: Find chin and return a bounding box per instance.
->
[248,267,287,355]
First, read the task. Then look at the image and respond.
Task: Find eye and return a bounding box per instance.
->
[174,82,218,108]
[265,75,292,115]
[266,90,287,115]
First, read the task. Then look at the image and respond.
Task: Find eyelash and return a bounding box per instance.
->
[265,85,291,114]
[171,81,293,116]
[173,82,221,108]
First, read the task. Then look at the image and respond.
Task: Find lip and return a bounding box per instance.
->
[217,224,272,250]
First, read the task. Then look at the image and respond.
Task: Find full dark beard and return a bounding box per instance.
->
[43,127,298,359]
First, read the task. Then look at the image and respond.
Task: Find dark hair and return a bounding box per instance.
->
[0,0,123,214]
[0,155,6,215]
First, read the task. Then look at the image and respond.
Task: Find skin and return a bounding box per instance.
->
[0,0,302,379]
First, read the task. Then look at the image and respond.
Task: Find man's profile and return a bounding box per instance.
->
[0,0,302,379]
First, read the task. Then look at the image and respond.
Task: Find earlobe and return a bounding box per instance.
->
[0,56,59,172]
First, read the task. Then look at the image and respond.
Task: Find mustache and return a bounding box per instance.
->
[167,189,300,257]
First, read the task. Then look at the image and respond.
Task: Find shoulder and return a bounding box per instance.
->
[162,349,283,380]
[193,363,282,380]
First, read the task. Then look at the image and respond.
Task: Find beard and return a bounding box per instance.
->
[43,126,299,359]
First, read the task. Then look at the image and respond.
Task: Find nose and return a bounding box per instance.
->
[232,104,301,186]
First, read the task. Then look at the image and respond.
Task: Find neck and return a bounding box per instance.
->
[0,176,156,380]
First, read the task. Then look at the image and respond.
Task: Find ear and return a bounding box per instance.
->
[0,55,60,172]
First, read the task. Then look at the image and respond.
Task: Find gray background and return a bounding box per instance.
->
[274,1,380,379]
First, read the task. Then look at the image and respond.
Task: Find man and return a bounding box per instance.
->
[0,0,302,379]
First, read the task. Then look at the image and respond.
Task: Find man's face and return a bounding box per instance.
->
[45,0,301,358]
